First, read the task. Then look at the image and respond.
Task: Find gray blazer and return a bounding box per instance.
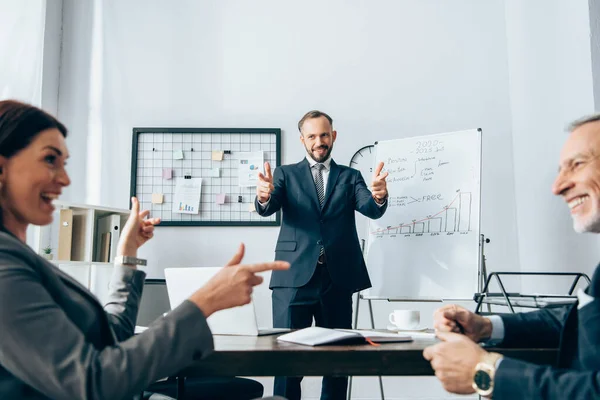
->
[0,231,214,400]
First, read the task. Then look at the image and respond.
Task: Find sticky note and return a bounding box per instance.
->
[162,168,173,179]
[152,193,164,204]
[210,168,220,177]
[173,150,184,160]
[211,150,224,161]
[248,202,256,212]
[216,193,226,204]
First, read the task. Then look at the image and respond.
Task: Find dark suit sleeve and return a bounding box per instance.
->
[494,358,600,400]
[0,253,213,400]
[499,307,568,348]
[353,170,387,219]
[255,166,286,217]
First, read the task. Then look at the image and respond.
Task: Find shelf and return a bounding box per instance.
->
[474,272,590,314]
[30,201,129,264]
[54,261,115,304]
[476,295,577,309]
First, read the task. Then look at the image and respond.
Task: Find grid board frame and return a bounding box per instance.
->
[130,127,281,226]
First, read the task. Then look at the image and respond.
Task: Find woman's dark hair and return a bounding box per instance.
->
[0,100,67,158]
[0,100,68,230]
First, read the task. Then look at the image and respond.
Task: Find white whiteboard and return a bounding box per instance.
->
[364,129,481,300]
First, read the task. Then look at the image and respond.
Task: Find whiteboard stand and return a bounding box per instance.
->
[349,234,490,400]
[479,235,491,313]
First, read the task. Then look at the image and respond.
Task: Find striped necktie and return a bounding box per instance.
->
[313,163,325,208]
[313,163,325,260]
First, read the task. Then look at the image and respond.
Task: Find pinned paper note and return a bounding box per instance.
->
[238,151,264,187]
[216,193,226,205]
[248,202,256,212]
[211,150,224,161]
[162,168,173,179]
[173,178,202,214]
[173,150,184,160]
[152,193,164,204]
[210,168,220,178]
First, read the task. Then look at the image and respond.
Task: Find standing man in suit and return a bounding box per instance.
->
[423,113,600,399]
[255,110,389,400]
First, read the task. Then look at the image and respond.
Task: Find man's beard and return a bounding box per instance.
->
[307,144,332,163]
[573,207,600,233]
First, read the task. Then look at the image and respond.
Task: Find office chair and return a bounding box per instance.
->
[139,279,264,400]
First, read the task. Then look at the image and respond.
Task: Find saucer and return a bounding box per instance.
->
[387,325,428,332]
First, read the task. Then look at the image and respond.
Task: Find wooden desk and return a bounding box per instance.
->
[180,334,557,378]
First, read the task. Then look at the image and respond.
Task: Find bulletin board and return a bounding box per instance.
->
[130,128,281,226]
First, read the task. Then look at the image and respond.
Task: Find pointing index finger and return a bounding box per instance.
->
[245,261,290,273]
[373,162,384,178]
[264,162,272,180]
[130,197,140,217]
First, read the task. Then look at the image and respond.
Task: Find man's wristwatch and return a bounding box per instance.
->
[114,255,147,266]
[472,352,503,397]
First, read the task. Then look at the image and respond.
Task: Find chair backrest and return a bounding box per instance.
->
[137,279,170,326]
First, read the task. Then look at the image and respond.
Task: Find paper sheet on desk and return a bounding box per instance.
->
[397,331,437,340]
[135,326,148,334]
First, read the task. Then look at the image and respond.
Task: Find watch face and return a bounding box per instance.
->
[474,370,492,391]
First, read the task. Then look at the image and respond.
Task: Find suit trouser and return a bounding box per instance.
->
[272,262,353,400]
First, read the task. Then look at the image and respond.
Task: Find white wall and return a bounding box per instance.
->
[63,0,520,279]
[53,1,517,398]
[45,0,598,398]
[505,0,600,294]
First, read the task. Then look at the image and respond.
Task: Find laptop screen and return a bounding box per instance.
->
[136,279,170,326]
[164,267,261,335]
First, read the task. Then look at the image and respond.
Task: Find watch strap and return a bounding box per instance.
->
[114,255,147,266]
[473,352,503,396]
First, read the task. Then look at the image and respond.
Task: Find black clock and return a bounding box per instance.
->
[350,144,375,180]
[349,144,375,252]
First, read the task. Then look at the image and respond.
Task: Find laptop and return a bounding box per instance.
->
[164,267,290,336]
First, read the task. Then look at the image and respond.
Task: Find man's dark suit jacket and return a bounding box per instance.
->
[493,281,600,399]
[255,158,387,292]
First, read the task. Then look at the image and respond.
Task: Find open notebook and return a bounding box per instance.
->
[277,327,412,346]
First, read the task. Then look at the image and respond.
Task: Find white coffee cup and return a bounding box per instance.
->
[388,310,420,330]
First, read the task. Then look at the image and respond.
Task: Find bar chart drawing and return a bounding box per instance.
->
[372,191,473,235]
[364,129,481,300]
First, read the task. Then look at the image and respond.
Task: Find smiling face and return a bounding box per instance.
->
[552,120,600,233]
[299,115,337,163]
[0,128,71,236]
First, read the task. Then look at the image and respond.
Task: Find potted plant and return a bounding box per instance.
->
[42,245,53,260]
